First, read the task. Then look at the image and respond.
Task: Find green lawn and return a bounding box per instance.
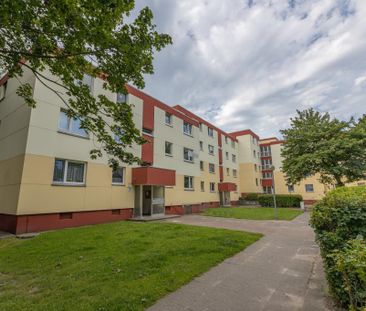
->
[0,221,261,311]
[202,207,304,220]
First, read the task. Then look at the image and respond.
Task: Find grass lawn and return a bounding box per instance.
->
[202,207,304,220]
[0,221,261,311]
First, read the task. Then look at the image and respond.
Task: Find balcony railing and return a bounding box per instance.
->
[262,164,273,170]
[260,151,272,157]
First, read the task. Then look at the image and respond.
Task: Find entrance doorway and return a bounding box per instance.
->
[135,185,165,218]
[220,192,231,206]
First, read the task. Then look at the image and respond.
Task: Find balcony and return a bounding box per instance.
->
[260,151,272,157]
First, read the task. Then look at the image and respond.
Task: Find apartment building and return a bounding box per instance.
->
[0,69,240,234]
[258,137,328,204]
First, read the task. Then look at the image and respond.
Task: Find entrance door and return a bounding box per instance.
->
[143,186,152,216]
[220,192,231,206]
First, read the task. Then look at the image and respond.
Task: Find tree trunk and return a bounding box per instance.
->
[334,176,345,187]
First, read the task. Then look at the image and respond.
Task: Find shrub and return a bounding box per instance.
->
[311,186,366,310]
[242,193,259,201]
[257,194,302,207]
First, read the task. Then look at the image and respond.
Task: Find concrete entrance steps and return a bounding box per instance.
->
[128,215,181,222]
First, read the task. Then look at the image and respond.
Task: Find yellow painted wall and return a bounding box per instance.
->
[16,154,135,215]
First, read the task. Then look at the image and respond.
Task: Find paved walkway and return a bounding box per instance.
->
[148,212,333,311]
[0,231,13,239]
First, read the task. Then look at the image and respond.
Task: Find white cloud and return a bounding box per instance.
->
[135,0,366,137]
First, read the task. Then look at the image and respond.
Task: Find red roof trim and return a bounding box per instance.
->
[126,85,199,127]
[230,129,260,140]
[173,105,238,142]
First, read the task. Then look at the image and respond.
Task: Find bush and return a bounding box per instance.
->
[257,194,302,207]
[242,193,260,201]
[311,186,366,310]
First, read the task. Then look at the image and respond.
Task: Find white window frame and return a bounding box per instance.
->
[52,159,86,185]
[210,182,215,192]
[200,161,204,171]
[226,152,229,160]
[116,93,127,103]
[183,122,193,136]
[209,163,215,174]
[232,154,236,163]
[201,181,205,192]
[208,144,214,155]
[305,184,314,192]
[184,176,194,190]
[58,109,89,138]
[165,112,173,126]
[208,127,214,137]
[288,185,294,193]
[183,147,194,163]
[112,167,125,185]
[226,168,230,176]
[165,141,173,157]
[233,169,237,178]
[199,141,204,151]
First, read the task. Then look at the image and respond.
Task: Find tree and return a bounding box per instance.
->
[280,109,366,187]
[0,0,172,167]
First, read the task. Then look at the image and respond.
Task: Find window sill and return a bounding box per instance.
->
[112,183,125,186]
[184,188,194,191]
[184,160,194,164]
[58,130,90,140]
[165,154,173,157]
[165,123,173,128]
[52,183,86,187]
[183,132,194,138]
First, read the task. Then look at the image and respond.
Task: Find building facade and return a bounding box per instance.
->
[0,70,327,234]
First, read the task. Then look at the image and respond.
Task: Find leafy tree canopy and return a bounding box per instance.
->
[0,0,172,167]
[280,109,366,187]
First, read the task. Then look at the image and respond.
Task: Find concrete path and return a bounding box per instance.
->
[0,231,13,239]
[148,212,333,311]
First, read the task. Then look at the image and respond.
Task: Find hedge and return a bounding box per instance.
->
[310,186,366,310]
[257,194,302,207]
[242,193,260,201]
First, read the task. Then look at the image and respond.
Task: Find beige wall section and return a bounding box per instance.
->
[26,69,143,165]
[0,68,34,161]
[17,154,135,215]
[273,172,327,201]
[239,163,262,194]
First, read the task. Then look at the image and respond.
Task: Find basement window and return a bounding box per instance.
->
[59,212,73,220]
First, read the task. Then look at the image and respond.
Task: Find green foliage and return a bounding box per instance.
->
[0,221,261,310]
[0,0,172,167]
[257,194,303,207]
[242,193,260,201]
[311,186,366,310]
[202,207,303,221]
[281,109,366,187]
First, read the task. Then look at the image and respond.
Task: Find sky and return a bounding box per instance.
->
[133,0,366,138]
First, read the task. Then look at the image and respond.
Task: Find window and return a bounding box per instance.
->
[208,127,214,137]
[226,168,230,176]
[254,164,257,171]
[75,74,94,93]
[208,145,214,155]
[305,184,314,192]
[262,171,273,179]
[58,110,88,138]
[201,181,205,192]
[263,186,272,194]
[261,158,272,170]
[233,169,237,178]
[116,93,126,103]
[142,128,153,136]
[226,152,229,160]
[53,159,86,184]
[210,182,215,192]
[232,154,236,163]
[165,141,173,156]
[200,161,204,171]
[288,185,294,193]
[256,178,259,186]
[114,127,125,143]
[165,112,172,125]
[199,123,203,131]
[225,136,228,144]
[183,148,194,162]
[184,176,194,190]
[199,141,204,151]
[260,146,271,157]
[183,122,193,136]
[0,82,7,101]
[112,167,125,184]
[209,163,215,173]
[231,140,235,148]
[253,150,256,158]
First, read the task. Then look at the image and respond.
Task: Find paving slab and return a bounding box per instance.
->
[148,212,334,311]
